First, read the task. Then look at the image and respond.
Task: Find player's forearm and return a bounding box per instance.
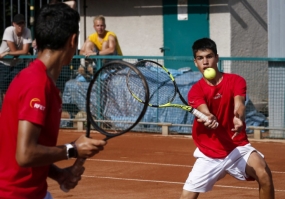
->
[16,144,68,167]
[234,96,246,121]
[48,164,62,180]
[235,104,245,121]
[197,104,211,116]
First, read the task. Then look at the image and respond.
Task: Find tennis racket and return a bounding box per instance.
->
[61,60,149,192]
[131,60,218,126]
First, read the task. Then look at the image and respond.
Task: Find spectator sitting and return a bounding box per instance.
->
[80,40,96,56]
[80,15,123,58]
[75,64,93,82]
[0,14,32,102]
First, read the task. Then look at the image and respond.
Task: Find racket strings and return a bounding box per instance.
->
[127,71,148,102]
[88,62,148,136]
[135,61,176,106]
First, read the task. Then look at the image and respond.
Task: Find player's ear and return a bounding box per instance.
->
[70,33,78,48]
[216,54,219,63]
[193,59,198,67]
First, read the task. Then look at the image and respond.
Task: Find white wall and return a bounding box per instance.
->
[78,0,267,57]
[229,0,268,57]
[209,0,231,57]
[79,0,163,56]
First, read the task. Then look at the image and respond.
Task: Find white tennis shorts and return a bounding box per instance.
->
[183,144,264,193]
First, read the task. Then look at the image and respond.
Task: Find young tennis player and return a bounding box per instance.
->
[0,3,106,199]
[180,38,274,199]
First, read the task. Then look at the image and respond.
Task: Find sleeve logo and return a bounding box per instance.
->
[30,98,46,111]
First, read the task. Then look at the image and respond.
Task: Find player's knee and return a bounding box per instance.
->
[179,190,199,199]
[256,166,273,187]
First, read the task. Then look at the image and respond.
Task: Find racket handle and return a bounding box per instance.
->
[60,158,86,192]
[192,109,219,127]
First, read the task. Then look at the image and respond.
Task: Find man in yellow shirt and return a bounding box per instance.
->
[80,15,122,56]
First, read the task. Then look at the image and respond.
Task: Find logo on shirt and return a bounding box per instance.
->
[30,98,45,111]
[214,93,222,100]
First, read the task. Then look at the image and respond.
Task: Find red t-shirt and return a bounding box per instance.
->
[188,73,249,158]
[0,59,62,199]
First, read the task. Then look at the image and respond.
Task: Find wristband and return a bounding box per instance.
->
[71,142,78,158]
[65,143,75,159]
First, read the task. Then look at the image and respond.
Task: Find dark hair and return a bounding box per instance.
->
[49,0,59,4]
[192,38,217,58]
[13,14,25,23]
[35,3,80,51]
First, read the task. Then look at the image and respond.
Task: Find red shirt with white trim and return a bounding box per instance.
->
[188,73,249,158]
[0,59,62,199]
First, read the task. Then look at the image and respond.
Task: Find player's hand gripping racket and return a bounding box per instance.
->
[131,60,218,126]
[60,60,149,192]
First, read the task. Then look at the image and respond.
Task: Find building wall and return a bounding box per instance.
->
[79,0,268,57]
[268,1,285,134]
[268,0,285,57]
[229,0,268,57]
[228,0,268,107]
[80,0,163,56]
[209,0,231,57]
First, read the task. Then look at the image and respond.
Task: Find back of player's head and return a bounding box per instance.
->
[192,38,217,58]
[35,3,80,51]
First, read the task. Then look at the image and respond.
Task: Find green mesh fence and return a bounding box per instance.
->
[1,55,285,138]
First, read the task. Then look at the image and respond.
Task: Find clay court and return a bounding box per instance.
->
[48,130,285,199]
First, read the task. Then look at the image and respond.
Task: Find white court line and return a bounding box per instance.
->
[88,159,192,168]
[82,175,285,192]
[87,159,285,174]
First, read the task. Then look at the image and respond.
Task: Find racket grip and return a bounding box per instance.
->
[60,158,86,193]
[192,109,219,127]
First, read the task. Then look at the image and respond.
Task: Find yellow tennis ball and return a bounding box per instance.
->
[203,68,216,80]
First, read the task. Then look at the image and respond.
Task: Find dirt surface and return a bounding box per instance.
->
[48,130,285,199]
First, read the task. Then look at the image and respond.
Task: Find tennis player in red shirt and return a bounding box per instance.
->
[0,3,106,199]
[179,38,274,199]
